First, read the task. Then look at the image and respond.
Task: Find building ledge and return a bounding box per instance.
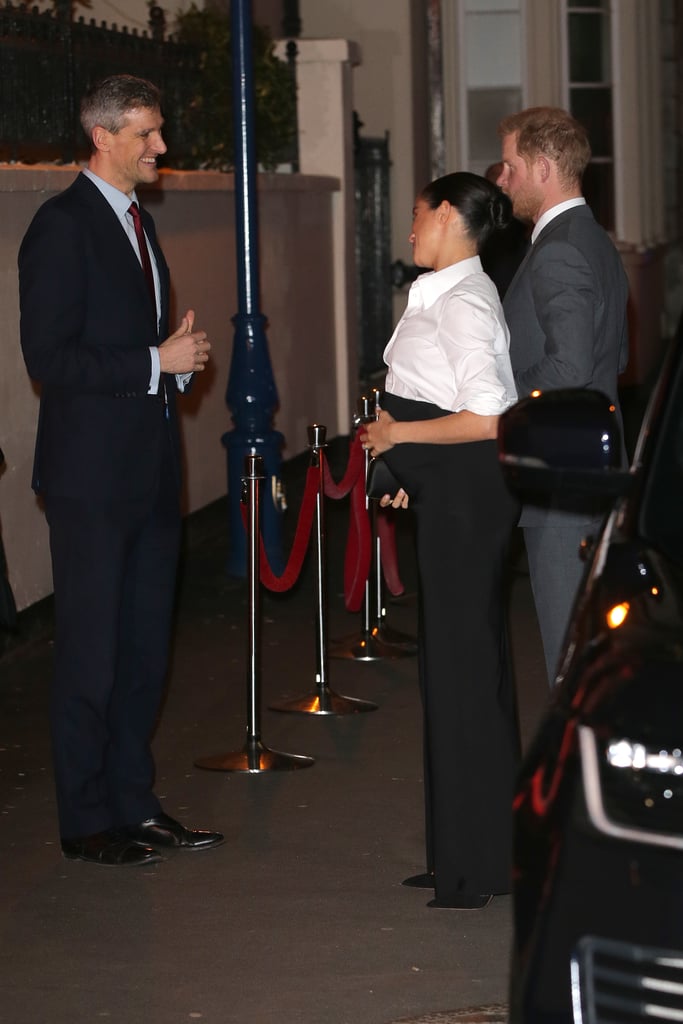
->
[0,164,340,194]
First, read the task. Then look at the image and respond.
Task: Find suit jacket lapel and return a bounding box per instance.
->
[140,205,170,336]
[503,205,594,303]
[533,204,594,245]
[75,174,162,332]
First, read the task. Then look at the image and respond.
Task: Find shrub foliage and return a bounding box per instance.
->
[173,5,296,170]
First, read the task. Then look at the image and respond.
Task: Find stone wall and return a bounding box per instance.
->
[0,166,340,611]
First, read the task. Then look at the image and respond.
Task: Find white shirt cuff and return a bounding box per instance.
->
[148,347,161,395]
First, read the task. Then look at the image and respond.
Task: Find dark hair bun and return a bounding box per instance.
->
[420,171,513,250]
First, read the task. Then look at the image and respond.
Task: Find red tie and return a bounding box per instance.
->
[129,201,164,404]
[128,201,156,305]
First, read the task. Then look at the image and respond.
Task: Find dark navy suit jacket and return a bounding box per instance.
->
[19,172,180,503]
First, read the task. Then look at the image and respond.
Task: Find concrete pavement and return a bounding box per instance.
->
[0,437,550,1024]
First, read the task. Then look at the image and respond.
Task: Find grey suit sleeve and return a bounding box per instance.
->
[513,240,601,397]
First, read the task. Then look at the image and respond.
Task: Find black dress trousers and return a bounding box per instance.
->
[382,393,520,903]
[44,424,181,839]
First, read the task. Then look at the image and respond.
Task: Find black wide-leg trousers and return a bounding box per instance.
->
[383,393,520,903]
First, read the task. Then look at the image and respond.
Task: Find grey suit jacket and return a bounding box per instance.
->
[503,204,629,526]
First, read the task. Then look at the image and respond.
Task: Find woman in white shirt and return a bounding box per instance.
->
[362,172,520,909]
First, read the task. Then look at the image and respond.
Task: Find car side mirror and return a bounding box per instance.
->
[498,389,633,503]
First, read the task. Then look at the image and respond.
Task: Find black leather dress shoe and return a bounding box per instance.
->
[427,893,493,910]
[61,829,161,866]
[125,812,224,851]
[402,872,435,889]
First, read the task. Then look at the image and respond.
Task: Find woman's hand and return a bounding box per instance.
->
[360,410,396,456]
[380,488,409,510]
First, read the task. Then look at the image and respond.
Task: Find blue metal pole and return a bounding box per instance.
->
[223,0,284,576]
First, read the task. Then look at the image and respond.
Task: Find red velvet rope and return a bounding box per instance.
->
[343,463,372,612]
[376,508,405,597]
[322,433,364,498]
[238,433,398,610]
[321,434,371,611]
[240,465,320,592]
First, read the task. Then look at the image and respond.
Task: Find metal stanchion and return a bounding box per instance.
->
[195,454,314,773]
[370,512,418,650]
[329,392,417,661]
[270,424,377,714]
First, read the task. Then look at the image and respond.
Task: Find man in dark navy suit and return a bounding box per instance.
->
[19,75,223,865]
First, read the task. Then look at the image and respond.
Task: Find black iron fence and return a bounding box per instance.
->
[0,2,196,163]
[0,1,296,167]
[354,116,392,382]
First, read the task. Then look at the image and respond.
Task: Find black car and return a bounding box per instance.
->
[497,332,683,1024]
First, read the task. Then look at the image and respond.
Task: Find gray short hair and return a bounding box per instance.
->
[80,75,162,142]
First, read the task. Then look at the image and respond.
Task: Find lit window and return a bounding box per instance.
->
[566,1,614,230]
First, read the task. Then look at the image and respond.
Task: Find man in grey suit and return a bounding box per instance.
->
[497,107,629,685]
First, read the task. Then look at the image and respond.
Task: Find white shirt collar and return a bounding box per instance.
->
[532,197,586,244]
[82,168,138,220]
[411,255,483,310]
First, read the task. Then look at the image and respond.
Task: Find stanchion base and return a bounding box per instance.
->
[269,686,377,715]
[195,739,314,773]
[328,627,417,661]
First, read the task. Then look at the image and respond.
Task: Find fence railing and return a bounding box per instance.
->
[0,1,296,168]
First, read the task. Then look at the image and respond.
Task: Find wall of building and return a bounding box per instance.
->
[66,0,429,332]
[0,167,339,612]
[300,0,430,296]
[662,0,683,335]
